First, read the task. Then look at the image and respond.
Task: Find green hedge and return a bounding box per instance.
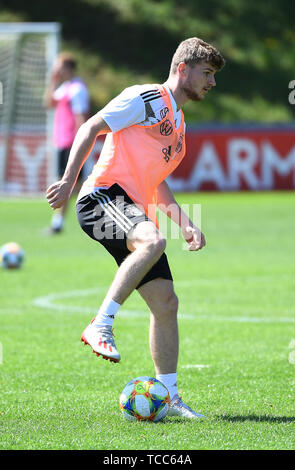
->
[1,0,294,122]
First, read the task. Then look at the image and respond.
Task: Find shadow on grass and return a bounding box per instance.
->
[216,415,295,424]
[164,417,207,424]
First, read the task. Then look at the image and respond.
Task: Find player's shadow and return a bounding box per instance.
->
[216,415,295,424]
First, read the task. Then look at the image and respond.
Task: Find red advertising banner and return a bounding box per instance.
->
[4,134,48,193]
[167,125,295,191]
[3,126,294,193]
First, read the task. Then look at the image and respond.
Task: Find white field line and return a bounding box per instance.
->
[32,288,193,319]
[31,286,295,323]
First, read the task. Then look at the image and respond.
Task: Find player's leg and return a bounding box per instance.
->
[138,278,205,419]
[137,278,179,383]
[77,186,168,362]
[81,221,166,362]
[105,220,166,304]
[139,278,181,412]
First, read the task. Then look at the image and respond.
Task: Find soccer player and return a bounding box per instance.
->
[46,38,225,418]
[45,52,90,233]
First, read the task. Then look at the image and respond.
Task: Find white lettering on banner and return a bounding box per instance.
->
[168,138,295,191]
[189,141,226,190]
[14,142,45,192]
[261,141,295,188]
[0,144,5,169]
[288,80,295,105]
[227,138,259,190]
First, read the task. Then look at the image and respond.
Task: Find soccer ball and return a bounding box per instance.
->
[120,376,170,422]
[0,242,24,269]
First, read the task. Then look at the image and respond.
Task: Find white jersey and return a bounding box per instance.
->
[78,82,183,201]
[98,82,182,132]
[53,77,90,114]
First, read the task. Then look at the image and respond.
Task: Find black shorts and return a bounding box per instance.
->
[58,148,84,180]
[76,184,173,289]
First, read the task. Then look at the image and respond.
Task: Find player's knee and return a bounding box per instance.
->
[138,232,166,257]
[148,236,166,257]
[153,291,178,319]
[127,222,166,255]
[166,292,178,317]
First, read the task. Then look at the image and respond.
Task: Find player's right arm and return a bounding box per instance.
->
[46,115,111,209]
[47,85,148,209]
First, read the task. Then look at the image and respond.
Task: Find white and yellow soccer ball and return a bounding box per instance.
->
[120,376,170,422]
[0,242,24,269]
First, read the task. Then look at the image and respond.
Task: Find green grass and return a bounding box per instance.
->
[0,192,295,450]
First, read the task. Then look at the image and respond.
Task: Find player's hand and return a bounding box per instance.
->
[182,226,206,251]
[46,180,72,209]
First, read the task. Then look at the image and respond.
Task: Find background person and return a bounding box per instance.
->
[45,52,90,233]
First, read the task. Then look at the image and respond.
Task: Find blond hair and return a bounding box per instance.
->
[170,37,225,75]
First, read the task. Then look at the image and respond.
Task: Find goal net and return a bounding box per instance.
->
[0,22,60,195]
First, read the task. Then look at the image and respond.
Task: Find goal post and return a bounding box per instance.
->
[0,22,61,195]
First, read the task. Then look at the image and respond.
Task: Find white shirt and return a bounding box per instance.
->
[53,77,90,114]
[78,83,183,200]
[98,82,182,132]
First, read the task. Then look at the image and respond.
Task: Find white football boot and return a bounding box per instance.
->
[81,321,121,363]
[167,395,206,419]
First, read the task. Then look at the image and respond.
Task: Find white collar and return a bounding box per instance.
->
[163,82,178,116]
[163,82,181,128]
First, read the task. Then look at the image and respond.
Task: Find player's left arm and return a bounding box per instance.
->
[157,180,206,251]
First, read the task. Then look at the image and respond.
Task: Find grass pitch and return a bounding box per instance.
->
[0,191,295,450]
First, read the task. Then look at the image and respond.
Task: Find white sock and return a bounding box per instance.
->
[156,373,178,400]
[92,296,121,328]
